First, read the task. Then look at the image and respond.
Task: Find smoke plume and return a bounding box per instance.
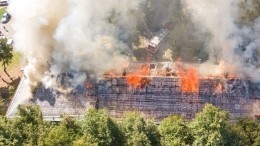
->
[8,0,141,96]
[183,0,260,81]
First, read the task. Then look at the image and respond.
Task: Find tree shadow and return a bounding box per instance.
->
[0,77,21,115]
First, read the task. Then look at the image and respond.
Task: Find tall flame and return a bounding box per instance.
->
[126,65,149,89]
[178,67,199,93]
[216,83,222,93]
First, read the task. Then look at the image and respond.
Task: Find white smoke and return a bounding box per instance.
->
[183,0,260,81]
[8,0,142,97]
[163,49,173,61]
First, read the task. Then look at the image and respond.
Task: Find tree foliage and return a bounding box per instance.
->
[74,109,123,146]
[44,124,72,146]
[120,112,159,146]
[0,38,13,82]
[0,39,13,68]
[158,115,193,146]
[44,116,80,146]
[13,105,44,145]
[189,104,229,146]
[0,104,259,146]
[0,105,44,145]
[232,117,260,146]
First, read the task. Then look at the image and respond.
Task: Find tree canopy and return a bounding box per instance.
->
[0,38,13,83]
[158,115,192,146]
[0,104,259,146]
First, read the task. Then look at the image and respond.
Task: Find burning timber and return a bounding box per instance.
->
[6,62,260,121]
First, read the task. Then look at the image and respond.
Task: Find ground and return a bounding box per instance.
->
[0,52,22,87]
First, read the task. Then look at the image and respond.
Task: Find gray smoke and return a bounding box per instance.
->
[183,0,260,81]
[8,0,141,97]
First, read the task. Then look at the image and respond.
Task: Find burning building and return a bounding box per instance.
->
[4,0,260,123]
[6,62,260,121]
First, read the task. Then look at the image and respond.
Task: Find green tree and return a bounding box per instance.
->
[120,112,159,146]
[189,104,229,146]
[44,116,80,146]
[0,115,13,145]
[232,117,260,146]
[158,115,193,146]
[146,120,160,146]
[11,105,44,145]
[217,122,248,146]
[44,124,72,146]
[0,105,46,145]
[74,109,123,146]
[0,38,13,84]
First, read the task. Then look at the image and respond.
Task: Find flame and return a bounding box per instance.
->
[216,83,222,93]
[140,64,149,75]
[126,64,149,89]
[178,67,199,93]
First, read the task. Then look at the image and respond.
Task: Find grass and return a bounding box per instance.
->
[0,51,23,70]
[9,52,22,68]
[0,7,6,18]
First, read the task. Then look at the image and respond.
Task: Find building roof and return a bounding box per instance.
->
[6,62,260,121]
[6,78,89,121]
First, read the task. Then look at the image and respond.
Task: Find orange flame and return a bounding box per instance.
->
[216,83,222,93]
[126,64,149,89]
[178,67,199,93]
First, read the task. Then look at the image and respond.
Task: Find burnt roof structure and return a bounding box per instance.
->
[6,62,260,121]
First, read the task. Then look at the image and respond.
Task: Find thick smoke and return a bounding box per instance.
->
[183,0,260,81]
[8,0,141,97]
